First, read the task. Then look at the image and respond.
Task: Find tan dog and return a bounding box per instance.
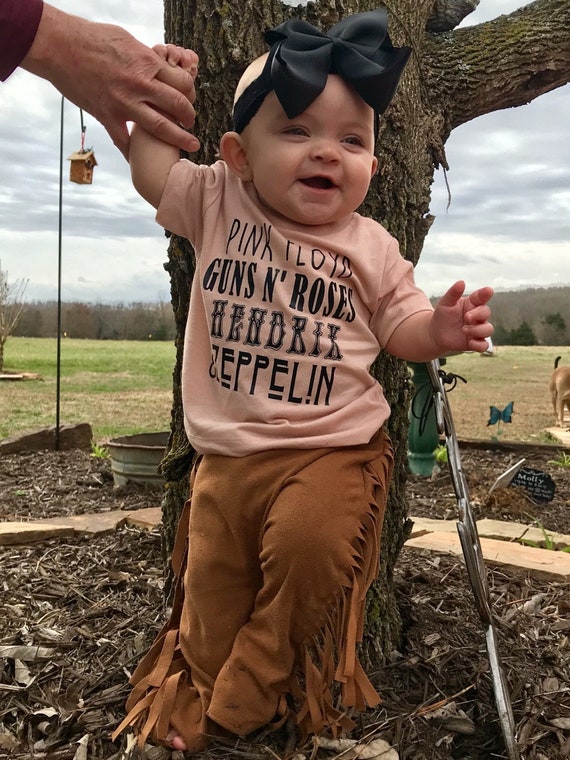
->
[550,356,570,427]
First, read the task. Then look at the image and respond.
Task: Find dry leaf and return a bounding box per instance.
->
[549,718,570,730]
[542,676,560,692]
[0,728,19,751]
[72,734,90,760]
[423,701,476,734]
[522,593,547,614]
[0,645,54,661]
[442,712,476,735]
[14,658,32,686]
[37,626,65,640]
[317,736,399,759]
[31,707,58,719]
[317,737,358,753]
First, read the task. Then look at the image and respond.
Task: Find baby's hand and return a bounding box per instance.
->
[431,280,494,354]
[150,43,200,150]
[153,43,198,77]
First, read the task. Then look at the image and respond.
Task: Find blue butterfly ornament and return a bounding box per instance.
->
[487,402,514,426]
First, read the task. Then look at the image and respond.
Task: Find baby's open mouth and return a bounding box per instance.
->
[301,176,336,189]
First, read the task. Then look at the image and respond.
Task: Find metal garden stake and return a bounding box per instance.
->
[426,358,520,760]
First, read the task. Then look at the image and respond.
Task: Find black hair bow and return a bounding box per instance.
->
[233,8,411,132]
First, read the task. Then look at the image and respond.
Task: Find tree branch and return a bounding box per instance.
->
[425,0,570,132]
[427,0,480,33]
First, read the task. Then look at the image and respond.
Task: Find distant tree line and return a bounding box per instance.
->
[7,285,570,345]
[12,300,176,341]
[489,287,569,346]
[430,286,570,346]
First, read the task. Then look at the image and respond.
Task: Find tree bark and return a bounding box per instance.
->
[159,0,570,658]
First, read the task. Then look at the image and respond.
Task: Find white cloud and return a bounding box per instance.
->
[415,233,569,297]
[421,83,570,294]
[1,227,171,303]
[0,0,568,303]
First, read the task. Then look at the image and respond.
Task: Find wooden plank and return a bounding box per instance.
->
[0,522,75,546]
[0,372,41,381]
[404,531,570,581]
[457,437,566,454]
[546,427,570,447]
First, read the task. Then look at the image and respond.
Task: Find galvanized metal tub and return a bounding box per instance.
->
[107,431,169,487]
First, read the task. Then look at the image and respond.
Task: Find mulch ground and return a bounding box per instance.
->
[1,443,569,760]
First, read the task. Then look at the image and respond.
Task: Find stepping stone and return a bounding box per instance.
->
[410,517,570,550]
[476,518,570,550]
[409,517,457,537]
[404,531,570,581]
[126,508,162,530]
[38,511,130,535]
[0,508,161,545]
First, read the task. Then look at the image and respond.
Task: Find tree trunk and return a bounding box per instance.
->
[159,0,570,662]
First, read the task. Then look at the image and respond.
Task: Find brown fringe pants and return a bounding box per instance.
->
[113,430,393,751]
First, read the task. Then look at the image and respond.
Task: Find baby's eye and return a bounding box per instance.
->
[342,135,364,146]
[283,126,308,137]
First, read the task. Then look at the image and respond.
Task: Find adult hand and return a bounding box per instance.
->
[22,4,200,158]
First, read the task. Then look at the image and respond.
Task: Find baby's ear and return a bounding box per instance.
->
[220,132,253,181]
[370,155,378,178]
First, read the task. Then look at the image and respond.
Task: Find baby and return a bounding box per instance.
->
[114,8,493,753]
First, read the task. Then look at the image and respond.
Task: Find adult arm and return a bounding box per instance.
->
[8,1,200,158]
[0,0,43,81]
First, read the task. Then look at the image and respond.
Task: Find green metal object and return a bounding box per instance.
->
[407,361,440,476]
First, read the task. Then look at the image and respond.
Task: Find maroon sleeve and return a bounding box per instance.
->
[0,0,44,81]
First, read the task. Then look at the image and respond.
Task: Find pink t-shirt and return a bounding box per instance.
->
[157,160,432,456]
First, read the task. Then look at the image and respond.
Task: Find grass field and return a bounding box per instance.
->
[1,338,175,442]
[440,346,565,444]
[1,338,567,445]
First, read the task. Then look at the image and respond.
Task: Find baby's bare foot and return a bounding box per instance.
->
[166,729,187,751]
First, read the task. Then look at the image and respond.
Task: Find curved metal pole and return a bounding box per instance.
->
[426,359,519,760]
[56,95,64,450]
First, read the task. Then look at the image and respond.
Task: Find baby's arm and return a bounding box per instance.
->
[130,124,180,209]
[130,44,199,209]
[385,280,494,361]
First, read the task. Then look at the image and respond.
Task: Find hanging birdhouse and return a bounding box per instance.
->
[67,149,97,185]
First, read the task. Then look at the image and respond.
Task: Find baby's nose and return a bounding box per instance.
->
[311,138,340,161]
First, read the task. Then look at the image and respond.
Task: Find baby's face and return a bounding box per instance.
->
[238,75,378,227]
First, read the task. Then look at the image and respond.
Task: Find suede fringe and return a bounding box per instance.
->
[290,455,389,738]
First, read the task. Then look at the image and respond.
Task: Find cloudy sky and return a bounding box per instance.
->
[0,0,568,304]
